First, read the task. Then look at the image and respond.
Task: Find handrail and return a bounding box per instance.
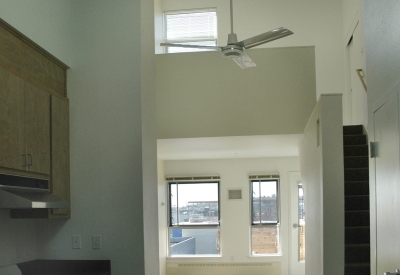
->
[356,69,367,92]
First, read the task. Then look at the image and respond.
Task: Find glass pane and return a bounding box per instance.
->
[251,226,279,255]
[175,182,219,225]
[298,183,305,261]
[169,227,220,256]
[252,180,278,224]
[260,181,278,223]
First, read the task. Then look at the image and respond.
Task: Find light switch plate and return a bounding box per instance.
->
[92,235,101,249]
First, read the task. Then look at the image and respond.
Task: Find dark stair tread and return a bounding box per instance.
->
[344,135,367,145]
[343,125,364,135]
[344,156,369,169]
[345,181,369,196]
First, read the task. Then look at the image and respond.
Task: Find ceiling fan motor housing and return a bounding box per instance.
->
[221,44,243,58]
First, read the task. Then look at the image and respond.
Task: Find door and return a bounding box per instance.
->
[374,92,400,275]
[289,172,305,275]
[24,80,51,175]
[0,68,25,170]
[346,22,368,126]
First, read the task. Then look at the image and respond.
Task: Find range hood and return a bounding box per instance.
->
[0,173,70,209]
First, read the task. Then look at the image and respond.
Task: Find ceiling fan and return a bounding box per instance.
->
[160,0,293,69]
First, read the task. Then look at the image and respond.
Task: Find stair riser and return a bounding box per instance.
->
[345,169,369,181]
[345,196,369,211]
[344,145,369,157]
[345,264,371,275]
[345,211,370,227]
[345,227,370,244]
[345,246,371,263]
[343,125,364,135]
[344,135,367,146]
[344,157,369,169]
[345,182,369,196]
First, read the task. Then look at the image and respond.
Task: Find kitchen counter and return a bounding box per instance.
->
[17,260,111,275]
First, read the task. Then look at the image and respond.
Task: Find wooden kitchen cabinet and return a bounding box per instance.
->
[0,68,50,175]
[0,19,70,219]
[0,69,24,171]
[49,96,71,218]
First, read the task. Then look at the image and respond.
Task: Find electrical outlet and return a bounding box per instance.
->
[72,235,81,249]
[92,235,101,249]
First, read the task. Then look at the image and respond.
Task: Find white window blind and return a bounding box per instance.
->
[164,9,217,53]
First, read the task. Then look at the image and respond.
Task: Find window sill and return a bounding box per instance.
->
[249,254,282,258]
[167,255,222,259]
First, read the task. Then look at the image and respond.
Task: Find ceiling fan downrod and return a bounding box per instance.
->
[227,0,238,45]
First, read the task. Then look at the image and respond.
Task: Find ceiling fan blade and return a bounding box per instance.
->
[160,43,221,50]
[231,53,256,69]
[237,27,293,49]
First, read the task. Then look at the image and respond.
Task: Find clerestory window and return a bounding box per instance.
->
[164,9,217,53]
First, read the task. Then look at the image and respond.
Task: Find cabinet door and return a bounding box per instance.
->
[0,69,25,170]
[24,81,51,175]
[50,96,70,218]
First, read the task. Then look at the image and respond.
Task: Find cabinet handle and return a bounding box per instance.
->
[22,155,27,167]
[27,154,33,166]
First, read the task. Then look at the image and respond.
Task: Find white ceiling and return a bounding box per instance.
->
[157,134,303,160]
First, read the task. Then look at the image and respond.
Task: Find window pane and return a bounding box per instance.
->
[252,180,278,224]
[298,183,305,261]
[169,182,219,226]
[260,181,278,223]
[166,11,217,40]
[169,227,220,256]
[251,226,279,254]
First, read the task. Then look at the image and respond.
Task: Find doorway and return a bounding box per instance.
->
[289,172,305,275]
[373,91,400,275]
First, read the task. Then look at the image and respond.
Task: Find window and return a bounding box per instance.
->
[168,180,220,256]
[164,9,217,53]
[250,176,280,255]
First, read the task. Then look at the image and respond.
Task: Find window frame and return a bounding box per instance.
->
[250,179,280,225]
[167,179,221,257]
[163,8,218,53]
[250,176,281,255]
[167,180,220,227]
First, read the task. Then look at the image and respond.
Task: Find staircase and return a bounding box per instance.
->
[343,125,370,275]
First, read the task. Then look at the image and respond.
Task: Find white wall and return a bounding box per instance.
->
[158,159,167,275]
[34,1,153,275]
[363,1,400,273]
[156,46,316,139]
[161,0,344,99]
[142,0,161,273]
[0,0,73,65]
[0,0,74,267]
[161,157,300,275]
[299,94,344,275]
